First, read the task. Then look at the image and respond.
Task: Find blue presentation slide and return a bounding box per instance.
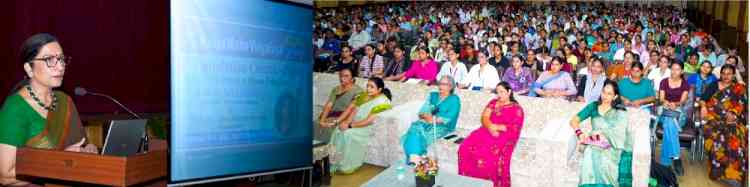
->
[170,0,312,183]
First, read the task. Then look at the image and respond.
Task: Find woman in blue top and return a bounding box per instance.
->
[687,61,718,100]
[401,75,461,164]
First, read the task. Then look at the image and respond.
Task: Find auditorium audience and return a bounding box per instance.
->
[312,2,748,185]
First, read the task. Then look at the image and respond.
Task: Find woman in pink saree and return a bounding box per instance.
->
[458,81,525,187]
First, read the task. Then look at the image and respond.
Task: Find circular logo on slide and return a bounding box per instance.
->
[275,91,298,137]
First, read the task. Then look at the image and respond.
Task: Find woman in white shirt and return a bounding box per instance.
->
[437,49,468,85]
[462,52,500,91]
[647,56,671,92]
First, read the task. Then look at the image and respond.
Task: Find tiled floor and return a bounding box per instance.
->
[328,150,731,187]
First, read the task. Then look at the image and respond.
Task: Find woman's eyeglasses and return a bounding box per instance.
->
[29,55,70,68]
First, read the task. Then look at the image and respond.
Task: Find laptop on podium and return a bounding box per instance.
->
[101,119,148,156]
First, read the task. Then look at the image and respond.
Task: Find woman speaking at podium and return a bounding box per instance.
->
[0,33,98,186]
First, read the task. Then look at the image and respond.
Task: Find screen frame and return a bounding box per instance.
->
[167,0,313,185]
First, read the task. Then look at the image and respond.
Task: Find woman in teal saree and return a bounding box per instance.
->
[569,80,633,187]
[401,75,461,164]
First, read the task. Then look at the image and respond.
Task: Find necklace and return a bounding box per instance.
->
[26,85,57,111]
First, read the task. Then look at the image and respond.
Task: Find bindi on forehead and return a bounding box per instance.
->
[38,42,64,57]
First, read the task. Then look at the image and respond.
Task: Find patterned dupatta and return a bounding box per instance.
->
[25,91,85,150]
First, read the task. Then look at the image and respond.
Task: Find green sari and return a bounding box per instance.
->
[329,93,391,174]
[576,102,632,187]
[0,91,86,150]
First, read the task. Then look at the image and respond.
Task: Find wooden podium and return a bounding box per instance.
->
[16,140,168,187]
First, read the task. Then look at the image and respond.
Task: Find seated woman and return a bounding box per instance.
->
[401,76,461,164]
[458,82,524,187]
[657,62,690,176]
[700,65,747,186]
[687,61,717,102]
[569,80,633,186]
[435,49,468,85]
[531,56,577,99]
[0,33,98,186]
[317,68,364,141]
[359,44,385,78]
[713,56,745,84]
[333,46,359,76]
[383,46,410,81]
[576,58,606,103]
[618,62,656,108]
[501,55,534,95]
[398,47,439,85]
[462,52,500,91]
[322,77,392,174]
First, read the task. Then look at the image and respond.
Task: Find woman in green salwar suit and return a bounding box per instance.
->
[570,80,633,187]
[322,77,392,174]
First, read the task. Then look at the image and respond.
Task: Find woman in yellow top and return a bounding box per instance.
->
[0,33,98,186]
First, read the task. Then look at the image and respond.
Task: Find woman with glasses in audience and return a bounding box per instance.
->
[462,52,500,91]
[657,61,690,176]
[323,77,392,174]
[501,55,534,95]
[531,57,577,99]
[570,80,633,187]
[458,82,524,187]
[1,33,98,187]
[700,65,747,186]
[401,76,461,165]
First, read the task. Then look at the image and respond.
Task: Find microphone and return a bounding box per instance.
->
[74,87,142,119]
[75,86,149,152]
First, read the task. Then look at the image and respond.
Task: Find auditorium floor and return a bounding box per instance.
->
[329,150,727,187]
